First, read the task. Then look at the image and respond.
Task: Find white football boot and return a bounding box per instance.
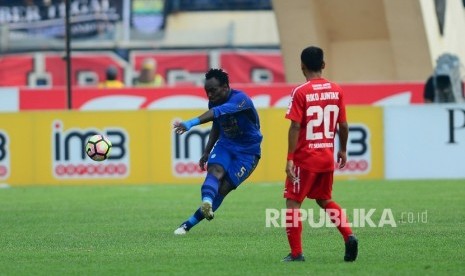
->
[174,224,188,235]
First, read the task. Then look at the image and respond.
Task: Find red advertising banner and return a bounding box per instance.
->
[15,82,424,112]
[0,55,33,87]
[219,51,286,83]
[0,50,285,87]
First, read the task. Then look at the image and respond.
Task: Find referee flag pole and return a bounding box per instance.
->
[65,0,72,110]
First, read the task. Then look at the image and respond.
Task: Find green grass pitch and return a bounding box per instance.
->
[0,180,464,275]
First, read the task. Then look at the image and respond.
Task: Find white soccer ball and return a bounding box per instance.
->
[85,134,112,161]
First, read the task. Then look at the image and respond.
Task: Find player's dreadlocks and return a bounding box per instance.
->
[205,68,230,87]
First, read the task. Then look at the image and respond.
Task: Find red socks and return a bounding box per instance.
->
[324,201,353,242]
[285,209,302,257]
[285,202,353,256]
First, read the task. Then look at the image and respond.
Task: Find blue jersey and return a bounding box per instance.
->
[208,89,262,156]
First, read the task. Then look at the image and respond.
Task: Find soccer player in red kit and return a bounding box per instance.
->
[282,46,358,262]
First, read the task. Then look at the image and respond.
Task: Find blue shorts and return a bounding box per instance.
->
[207,143,260,188]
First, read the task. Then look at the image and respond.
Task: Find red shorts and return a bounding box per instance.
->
[283,166,333,202]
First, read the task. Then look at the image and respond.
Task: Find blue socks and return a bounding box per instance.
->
[182,173,227,231]
[184,193,225,230]
[185,209,204,229]
[212,194,225,211]
[201,173,219,204]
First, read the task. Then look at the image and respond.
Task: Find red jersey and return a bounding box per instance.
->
[285,78,347,172]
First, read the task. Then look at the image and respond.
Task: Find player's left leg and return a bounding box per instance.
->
[316,198,354,241]
[206,178,235,217]
[201,153,259,220]
[313,172,358,261]
[199,164,227,220]
[174,163,226,235]
[316,198,358,261]
[196,144,235,220]
[174,180,234,235]
[174,151,259,235]
[174,146,233,235]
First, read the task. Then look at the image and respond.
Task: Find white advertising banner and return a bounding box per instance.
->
[0,88,19,112]
[385,104,465,179]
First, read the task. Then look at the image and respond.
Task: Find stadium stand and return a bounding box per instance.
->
[0,0,281,87]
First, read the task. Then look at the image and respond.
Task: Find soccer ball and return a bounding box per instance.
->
[85,134,112,161]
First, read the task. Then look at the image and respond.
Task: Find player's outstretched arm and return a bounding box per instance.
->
[174,110,215,135]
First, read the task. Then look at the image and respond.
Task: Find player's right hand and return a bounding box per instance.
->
[173,121,187,135]
[285,160,298,182]
[337,150,347,169]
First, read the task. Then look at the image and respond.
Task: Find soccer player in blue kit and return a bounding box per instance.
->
[173,68,263,235]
